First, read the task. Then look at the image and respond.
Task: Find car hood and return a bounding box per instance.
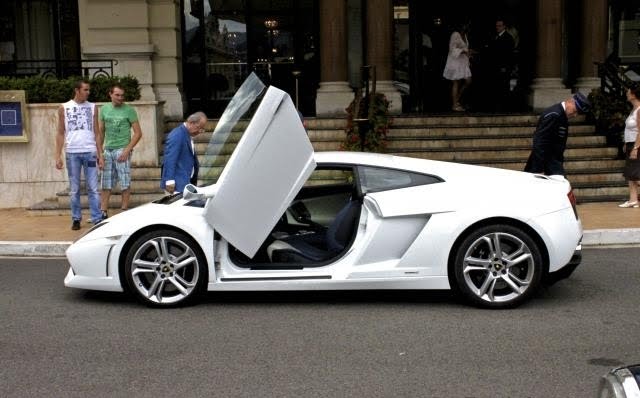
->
[74,202,206,244]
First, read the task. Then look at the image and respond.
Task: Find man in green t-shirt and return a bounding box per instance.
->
[99,85,142,218]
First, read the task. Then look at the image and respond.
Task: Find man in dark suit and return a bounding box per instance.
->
[486,18,515,111]
[524,93,591,176]
[161,111,207,194]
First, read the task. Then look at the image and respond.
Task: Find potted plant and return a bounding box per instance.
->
[588,87,630,153]
[341,89,390,153]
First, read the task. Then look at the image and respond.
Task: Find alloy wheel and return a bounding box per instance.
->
[129,236,200,305]
[461,231,536,304]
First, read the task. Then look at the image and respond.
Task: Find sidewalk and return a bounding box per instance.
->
[1,202,640,257]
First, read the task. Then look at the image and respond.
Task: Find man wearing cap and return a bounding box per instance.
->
[524,92,591,176]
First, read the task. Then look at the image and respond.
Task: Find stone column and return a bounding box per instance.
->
[315,0,353,116]
[574,0,608,96]
[148,0,184,119]
[365,0,402,114]
[529,0,571,110]
[78,0,183,119]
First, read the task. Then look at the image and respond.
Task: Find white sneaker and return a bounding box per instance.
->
[618,201,639,208]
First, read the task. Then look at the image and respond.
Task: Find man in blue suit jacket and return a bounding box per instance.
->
[161,111,207,194]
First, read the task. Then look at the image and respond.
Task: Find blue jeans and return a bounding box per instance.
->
[66,152,101,222]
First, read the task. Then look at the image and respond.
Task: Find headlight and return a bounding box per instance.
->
[76,221,109,242]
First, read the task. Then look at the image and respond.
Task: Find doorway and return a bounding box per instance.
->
[396,0,535,113]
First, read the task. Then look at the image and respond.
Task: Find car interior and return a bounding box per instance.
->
[228,166,361,268]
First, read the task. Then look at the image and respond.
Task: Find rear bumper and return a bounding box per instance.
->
[546,242,582,285]
[568,243,582,266]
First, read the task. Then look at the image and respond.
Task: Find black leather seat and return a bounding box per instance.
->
[267,200,361,263]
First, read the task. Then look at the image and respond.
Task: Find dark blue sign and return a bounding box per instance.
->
[0,101,23,136]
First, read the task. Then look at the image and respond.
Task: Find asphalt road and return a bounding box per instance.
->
[1,249,639,398]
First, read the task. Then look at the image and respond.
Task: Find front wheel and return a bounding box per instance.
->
[124,229,208,307]
[453,224,544,309]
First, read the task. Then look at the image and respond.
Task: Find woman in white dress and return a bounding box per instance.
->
[619,85,640,208]
[443,24,472,111]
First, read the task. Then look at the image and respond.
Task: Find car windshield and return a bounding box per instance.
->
[199,72,266,185]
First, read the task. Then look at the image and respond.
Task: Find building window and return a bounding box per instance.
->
[0,0,80,77]
[182,0,318,117]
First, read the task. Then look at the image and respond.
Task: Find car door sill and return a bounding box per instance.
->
[220,275,332,282]
[250,265,304,270]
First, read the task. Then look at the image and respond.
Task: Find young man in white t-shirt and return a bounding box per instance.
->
[55,79,104,230]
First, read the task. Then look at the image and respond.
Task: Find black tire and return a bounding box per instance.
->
[453,224,544,309]
[123,229,208,307]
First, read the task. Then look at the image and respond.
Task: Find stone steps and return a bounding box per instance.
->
[196,142,612,158]
[390,147,618,162]
[572,185,630,202]
[472,158,625,172]
[193,114,626,203]
[130,166,161,179]
[564,171,624,184]
[387,135,606,150]
[29,190,163,214]
[29,113,627,214]
[388,125,595,137]
[55,191,163,209]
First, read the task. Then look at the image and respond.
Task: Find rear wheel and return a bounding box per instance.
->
[124,230,207,307]
[453,224,543,309]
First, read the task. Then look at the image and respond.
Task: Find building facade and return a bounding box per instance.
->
[1,0,639,119]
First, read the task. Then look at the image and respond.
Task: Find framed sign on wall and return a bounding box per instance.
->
[0,90,28,143]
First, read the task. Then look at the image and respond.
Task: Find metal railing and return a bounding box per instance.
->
[594,61,638,150]
[204,61,295,98]
[597,61,640,96]
[352,65,378,151]
[0,59,117,79]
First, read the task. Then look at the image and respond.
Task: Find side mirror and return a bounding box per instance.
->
[183,184,205,201]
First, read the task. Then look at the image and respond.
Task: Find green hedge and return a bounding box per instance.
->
[0,75,141,103]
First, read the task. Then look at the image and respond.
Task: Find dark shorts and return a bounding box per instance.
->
[623,142,640,181]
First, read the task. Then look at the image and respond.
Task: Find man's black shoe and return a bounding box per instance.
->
[71,220,81,230]
[101,210,109,220]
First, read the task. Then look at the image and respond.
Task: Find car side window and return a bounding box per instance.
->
[291,167,355,227]
[358,166,442,193]
[304,168,354,187]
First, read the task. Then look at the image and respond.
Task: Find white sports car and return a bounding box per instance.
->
[64,74,582,309]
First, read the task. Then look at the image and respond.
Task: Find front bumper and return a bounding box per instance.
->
[64,267,123,292]
[64,235,125,292]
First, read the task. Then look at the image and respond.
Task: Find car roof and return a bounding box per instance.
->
[314,151,432,169]
[312,151,552,185]
[313,151,494,176]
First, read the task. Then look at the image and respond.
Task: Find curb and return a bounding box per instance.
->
[0,241,71,257]
[1,229,640,257]
[582,228,640,247]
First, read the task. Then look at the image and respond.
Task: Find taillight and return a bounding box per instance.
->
[567,189,578,219]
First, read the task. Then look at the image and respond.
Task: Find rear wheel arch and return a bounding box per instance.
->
[447,217,550,308]
[448,217,550,276]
